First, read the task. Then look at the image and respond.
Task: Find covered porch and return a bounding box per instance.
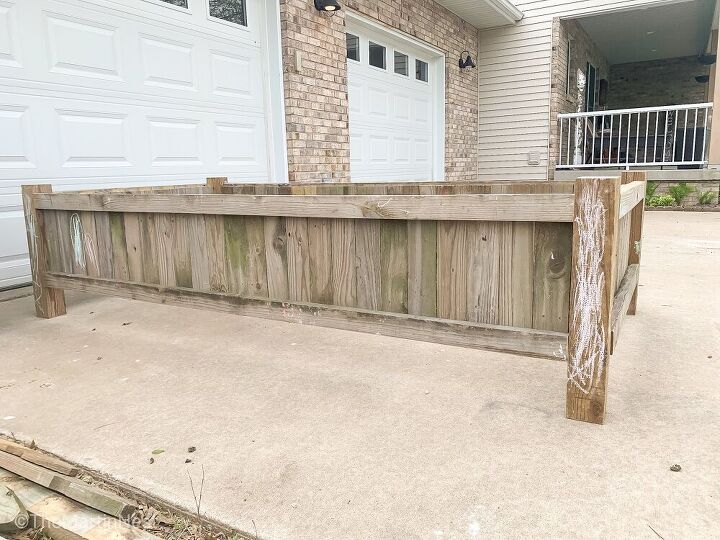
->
[552,0,719,172]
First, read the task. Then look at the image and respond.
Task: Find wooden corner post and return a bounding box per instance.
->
[21,185,66,319]
[566,176,621,424]
[620,171,646,315]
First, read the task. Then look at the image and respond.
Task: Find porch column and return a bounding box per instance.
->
[708,30,720,168]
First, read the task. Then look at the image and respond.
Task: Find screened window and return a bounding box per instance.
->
[209,0,247,27]
[369,42,386,69]
[347,34,360,62]
[394,51,408,76]
[416,59,428,82]
[160,0,188,7]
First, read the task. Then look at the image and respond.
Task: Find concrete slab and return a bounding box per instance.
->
[0,212,718,539]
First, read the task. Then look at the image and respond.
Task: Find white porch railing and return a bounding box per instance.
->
[557,103,713,169]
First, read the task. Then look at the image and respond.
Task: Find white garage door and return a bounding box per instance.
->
[346,15,444,182]
[0,0,285,288]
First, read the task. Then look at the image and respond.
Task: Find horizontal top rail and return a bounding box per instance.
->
[32,192,576,222]
[558,102,713,119]
[619,181,645,218]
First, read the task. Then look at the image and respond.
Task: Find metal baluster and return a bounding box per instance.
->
[653,111,659,163]
[625,113,631,167]
[692,108,698,162]
[635,112,641,164]
[617,113,623,165]
[558,118,563,167]
[600,114,605,165]
[567,116,572,166]
[591,115,596,165]
[702,107,709,162]
[681,108,689,163]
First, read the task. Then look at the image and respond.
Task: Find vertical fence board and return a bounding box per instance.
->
[173,214,193,288]
[94,212,113,279]
[154,214,176,287]
[498,222,535,328]
[123,213,144,283]
[437,221,467,320]
[532,223,572,332]
[189,214,210,290]
[286,217,310,302]
[466,221,500,324]
[380,220,408,314]
[54,211,73,274]
[139,214,159,285]
[264,216,289,301]
[224,216,267,297]
[80,211,100,278]
[331,219,356,307]
[407,221,437,317]
[206,215,227,293]
[109,212,129,281]
[355,220,381,310]
[307,218,333,304]
[43,211,62,273]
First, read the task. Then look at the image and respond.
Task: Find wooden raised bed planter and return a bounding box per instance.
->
[22,173,646,424]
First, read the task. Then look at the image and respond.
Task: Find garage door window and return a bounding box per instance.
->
[394,51,408,76]
[416,59,428,82]
[369,42,386,69]
[209,0,247,26]
[347,34,360,62]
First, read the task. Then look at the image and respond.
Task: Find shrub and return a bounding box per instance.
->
[698,190,717,205]
[647,195,676,207]
[646,181,659,199]
[667,183,695,205]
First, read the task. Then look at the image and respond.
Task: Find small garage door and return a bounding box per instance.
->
[346,15,444,182]
[0,0,284,288]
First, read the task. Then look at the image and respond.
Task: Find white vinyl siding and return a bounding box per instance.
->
[477,0,679,180]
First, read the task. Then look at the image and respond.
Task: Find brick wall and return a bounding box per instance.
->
[607,57,710,109]
[279,0,479,182]
[548,18,610,177]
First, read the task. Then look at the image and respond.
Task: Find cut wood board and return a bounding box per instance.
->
[0,440,78,477]
[0,467,159,540]
[0,452,136,520]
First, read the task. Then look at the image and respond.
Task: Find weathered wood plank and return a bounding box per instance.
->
[355,220,381,310]
[437,221,467,320]
[331,219,356,307]
[307,218,333,304]
[532,223,572,332]
[498,222,534,328]
[407,221,437,317]
[154,213,176,287]
[21,186,66,318]
[0,440,78,477]
[224,216,267,297]
[0,451,136,519]
[264,216,289,301]
[80,211,100,279]
[173,214,193,288]
[109,213,129,282]
[188,214,210,290]
[621,171,646,315]
[139,214,159,285]
[205,214,227,292]
[286,217,310,302]
[610,264,640,353]
[54,211,73,274]
[466,221,500,324]
[123,213,144,282]
[93,212,113,279]
[44,272,569,360]
[618,180,645,218]
[35,193,576,222]
[380,220,408,313]
[566,176,621,425]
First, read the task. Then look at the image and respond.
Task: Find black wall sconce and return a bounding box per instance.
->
[459,50,475,69]
[314,0,341,12]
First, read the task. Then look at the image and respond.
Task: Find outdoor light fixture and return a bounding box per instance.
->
[314,0,341,12]
[459,50,475,69]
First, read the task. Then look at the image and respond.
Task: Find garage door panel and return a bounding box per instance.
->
[0,0,275,286]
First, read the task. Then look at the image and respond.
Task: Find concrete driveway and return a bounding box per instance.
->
[1,212,718,539]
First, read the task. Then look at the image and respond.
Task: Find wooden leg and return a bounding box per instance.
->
[620,171,646,316]
[21,185,66,319]
[566,177,621,424]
